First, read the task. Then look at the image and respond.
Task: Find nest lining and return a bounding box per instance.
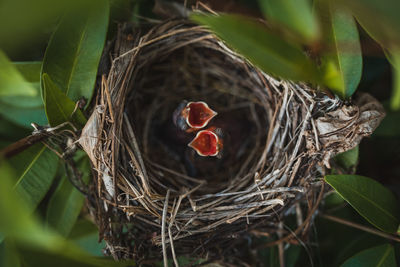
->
[78,18,384,262]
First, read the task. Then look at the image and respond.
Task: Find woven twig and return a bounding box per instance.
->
[79,19,384,263]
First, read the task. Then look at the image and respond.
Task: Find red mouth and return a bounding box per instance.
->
[186,101,217,129]
[188,130,220,156]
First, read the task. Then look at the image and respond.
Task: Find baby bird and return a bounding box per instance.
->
[188,127,224,157]
[173,101,218,132]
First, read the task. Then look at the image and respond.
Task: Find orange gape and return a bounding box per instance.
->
[188,127,223,157]
[173,100,222,157]
[173,101,217,132]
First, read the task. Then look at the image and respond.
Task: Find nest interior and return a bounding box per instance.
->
[79,18,385,262]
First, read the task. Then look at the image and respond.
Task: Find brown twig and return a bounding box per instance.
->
[320,213,400,243]
[0,133,48,158]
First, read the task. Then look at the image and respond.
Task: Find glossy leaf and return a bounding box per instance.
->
[0,50,36,97]
[46,155,91,237]
[318,3,362,98]
[325,175,400,233]
[258,0,319,43]
[41,0,109,103]
[191,14,320,82]
[9,143,59,210]
[390,51,400,110]
[42,73,86,128]
[341,244,396,267]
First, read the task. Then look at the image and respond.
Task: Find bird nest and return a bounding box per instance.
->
[78,18,384,264]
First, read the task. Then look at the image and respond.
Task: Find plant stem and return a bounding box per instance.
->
[320,213,400,242]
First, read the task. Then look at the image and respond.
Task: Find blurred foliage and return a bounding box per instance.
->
[258,0,320,43]
[0,0,399,266]
[191,13,321,82]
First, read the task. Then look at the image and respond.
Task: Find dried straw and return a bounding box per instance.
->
[78,18,384,263]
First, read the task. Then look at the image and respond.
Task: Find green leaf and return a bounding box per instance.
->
[318,4,362,98]
[0,160,132,267]
[9,143,59,211]
[258,0,320,43]
[335,146,359,170]
[325,175,400,233]
[1,62,43,108]
[0,61,47,128]
[390,51,400,111]
[0,50,36,97]
[41,0,109,104]
[0,101,47,128]
[335,0,400,49]
[42,73,86,128]
[341,244,396,267]
[0,160,47,242]
[191,13,320,83]
[46,155,91,237]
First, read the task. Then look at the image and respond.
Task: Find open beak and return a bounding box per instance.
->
[173,101,217,132]
[188,127,223,157]
[186,101,218,130]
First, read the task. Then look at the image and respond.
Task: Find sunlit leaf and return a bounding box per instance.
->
[191,13,320,83]
[258,0,320,43]
[325,175,400,233]
[41,0,109,104]
[42,73,86,128]
[340,244,396,267]
[317,3,362,98]
[0,50,36,97]
[46,155,91,237]
[9,143,59,211]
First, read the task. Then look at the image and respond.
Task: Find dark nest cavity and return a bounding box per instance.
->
[78,19,385,264]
